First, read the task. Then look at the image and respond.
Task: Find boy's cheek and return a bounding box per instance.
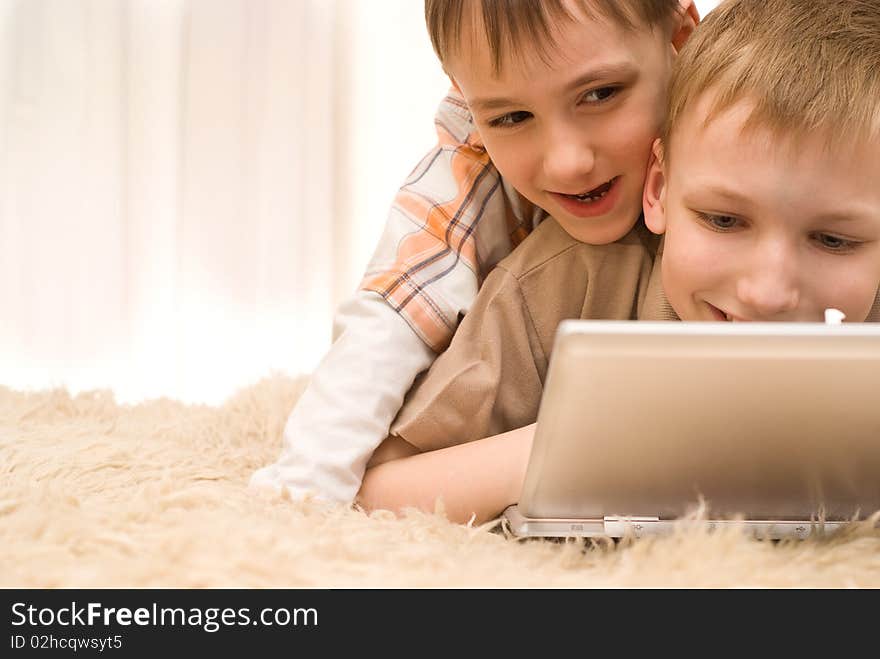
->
[659,256,694,319]
[661,227,723,315]
[479,140,535,196]
[841,269,880,322]
[660,239,694,311]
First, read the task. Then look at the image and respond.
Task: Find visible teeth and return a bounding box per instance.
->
[572,189,608,202]
[565,179,614,202]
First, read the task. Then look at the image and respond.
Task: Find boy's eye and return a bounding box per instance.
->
[813,233,859,252]
[696,212,740,230]
[581,86,618,104]
[487,110,532,128]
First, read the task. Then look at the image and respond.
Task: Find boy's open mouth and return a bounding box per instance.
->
[551,176,622,220]
[561,176,618,203]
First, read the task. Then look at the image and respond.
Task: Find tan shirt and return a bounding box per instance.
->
[389,217,660,451]
[389,217,880,452]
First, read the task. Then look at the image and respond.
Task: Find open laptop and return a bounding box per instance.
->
[502,320,880,540]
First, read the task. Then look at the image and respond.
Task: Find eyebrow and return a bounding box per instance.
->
[684,186,754,207]
[685,185,877,223]
[468,63,639,114]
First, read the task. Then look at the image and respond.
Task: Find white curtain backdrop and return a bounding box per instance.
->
[0,0,447,405]
[0,0,718,405]
[694,1,719,21]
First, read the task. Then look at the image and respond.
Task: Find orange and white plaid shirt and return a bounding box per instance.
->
[359,87,548,352]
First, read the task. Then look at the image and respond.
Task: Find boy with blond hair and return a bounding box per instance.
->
[250,1,698,504]
[357,0,880,525]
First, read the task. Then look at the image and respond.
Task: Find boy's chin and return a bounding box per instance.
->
[555,210,641,245]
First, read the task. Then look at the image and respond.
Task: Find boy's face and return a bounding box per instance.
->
[644,97,880,322]
[445,2,681,245]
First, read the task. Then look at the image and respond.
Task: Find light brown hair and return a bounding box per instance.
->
[425,0,684,75]
[663,0,880,152]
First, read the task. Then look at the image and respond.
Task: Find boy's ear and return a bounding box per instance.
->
[671,1,699,53]
[643,139,668,235]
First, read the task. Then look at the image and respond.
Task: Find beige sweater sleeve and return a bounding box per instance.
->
[388,264,545,453]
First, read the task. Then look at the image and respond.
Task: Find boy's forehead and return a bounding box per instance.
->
[666,94,753,158]
[668,93,807,168]
[668,91,880,171]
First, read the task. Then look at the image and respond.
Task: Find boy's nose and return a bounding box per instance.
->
[543,133,595,188]
[736,245,800,318]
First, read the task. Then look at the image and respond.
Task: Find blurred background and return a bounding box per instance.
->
[0,0,721,405]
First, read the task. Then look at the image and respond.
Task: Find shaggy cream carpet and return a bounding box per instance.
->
[2,374,879,589]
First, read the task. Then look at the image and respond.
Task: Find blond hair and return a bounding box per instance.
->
[425,0,683,75]
[663,0,880,151]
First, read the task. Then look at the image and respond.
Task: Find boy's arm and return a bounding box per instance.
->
[356,262,549,522]
[356,423,536,526]
[249,290,434,504]
[387,262,548,454]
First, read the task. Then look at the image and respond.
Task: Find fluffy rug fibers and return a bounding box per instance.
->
[2,375,879,588]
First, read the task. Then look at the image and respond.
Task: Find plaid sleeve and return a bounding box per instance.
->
[359,88,545,352]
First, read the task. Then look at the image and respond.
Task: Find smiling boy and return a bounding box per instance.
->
[644,0,880,324]
[437,1,683,246]
[357,0,880,525]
